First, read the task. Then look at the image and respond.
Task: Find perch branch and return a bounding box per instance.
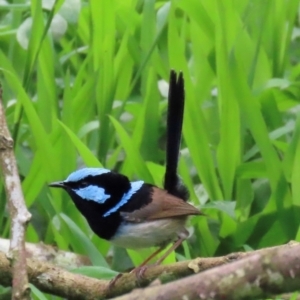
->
[112,242,300,300]
[0,242,299,299]
[0,86,32,300]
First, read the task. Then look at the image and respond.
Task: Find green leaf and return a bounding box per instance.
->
[71,266,118,280]
[30,284,48,300]
[57,121,102,167]
[109,116,153,182]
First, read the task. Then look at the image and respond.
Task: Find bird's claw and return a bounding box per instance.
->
[130,265,148,283]
[107,273,123,291]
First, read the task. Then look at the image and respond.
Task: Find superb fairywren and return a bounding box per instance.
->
[49,71,202,276]
[49,168,200,249]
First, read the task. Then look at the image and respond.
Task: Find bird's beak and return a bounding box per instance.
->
[49,181,65,188]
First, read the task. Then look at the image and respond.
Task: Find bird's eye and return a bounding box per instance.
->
[79,181,89,188]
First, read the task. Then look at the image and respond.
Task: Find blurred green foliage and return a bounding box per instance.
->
[1,0,300,298]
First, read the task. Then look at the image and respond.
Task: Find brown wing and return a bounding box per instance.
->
[120,187,202,223]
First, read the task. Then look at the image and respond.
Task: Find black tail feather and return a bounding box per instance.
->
[164,70,189,201]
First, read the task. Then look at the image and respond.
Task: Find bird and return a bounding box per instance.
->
[49,70,202,279]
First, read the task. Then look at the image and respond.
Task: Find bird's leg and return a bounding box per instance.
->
[108,246,165,290]
[107,273,123,291]
[130,246,165,281]
[109,237,186,288]
[154,236,185,265]
[133,237,186,281]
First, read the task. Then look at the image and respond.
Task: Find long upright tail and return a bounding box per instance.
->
[164,70,189,201]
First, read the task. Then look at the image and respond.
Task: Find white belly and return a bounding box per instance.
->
[111,218,188,249]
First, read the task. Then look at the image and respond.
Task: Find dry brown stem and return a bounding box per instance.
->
[0,86,32,300]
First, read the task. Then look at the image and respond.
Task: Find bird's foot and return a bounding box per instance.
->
[107,273,123,291]
[130,265,148,284]
[108,265,150,291]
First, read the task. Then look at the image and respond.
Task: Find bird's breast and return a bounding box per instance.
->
[110,217,188,249]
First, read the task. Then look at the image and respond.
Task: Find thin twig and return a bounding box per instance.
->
[0,85,32,300]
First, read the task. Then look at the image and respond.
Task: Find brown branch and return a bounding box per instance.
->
[0,238,91,269]
[0,86,32,300]
[112,243,300,300]
[0,242,299,299]
[106,241,300,297]
[0,251,106,300]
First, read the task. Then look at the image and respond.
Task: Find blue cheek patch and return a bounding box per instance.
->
[74,185,111,204]
[103,180,144,217]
